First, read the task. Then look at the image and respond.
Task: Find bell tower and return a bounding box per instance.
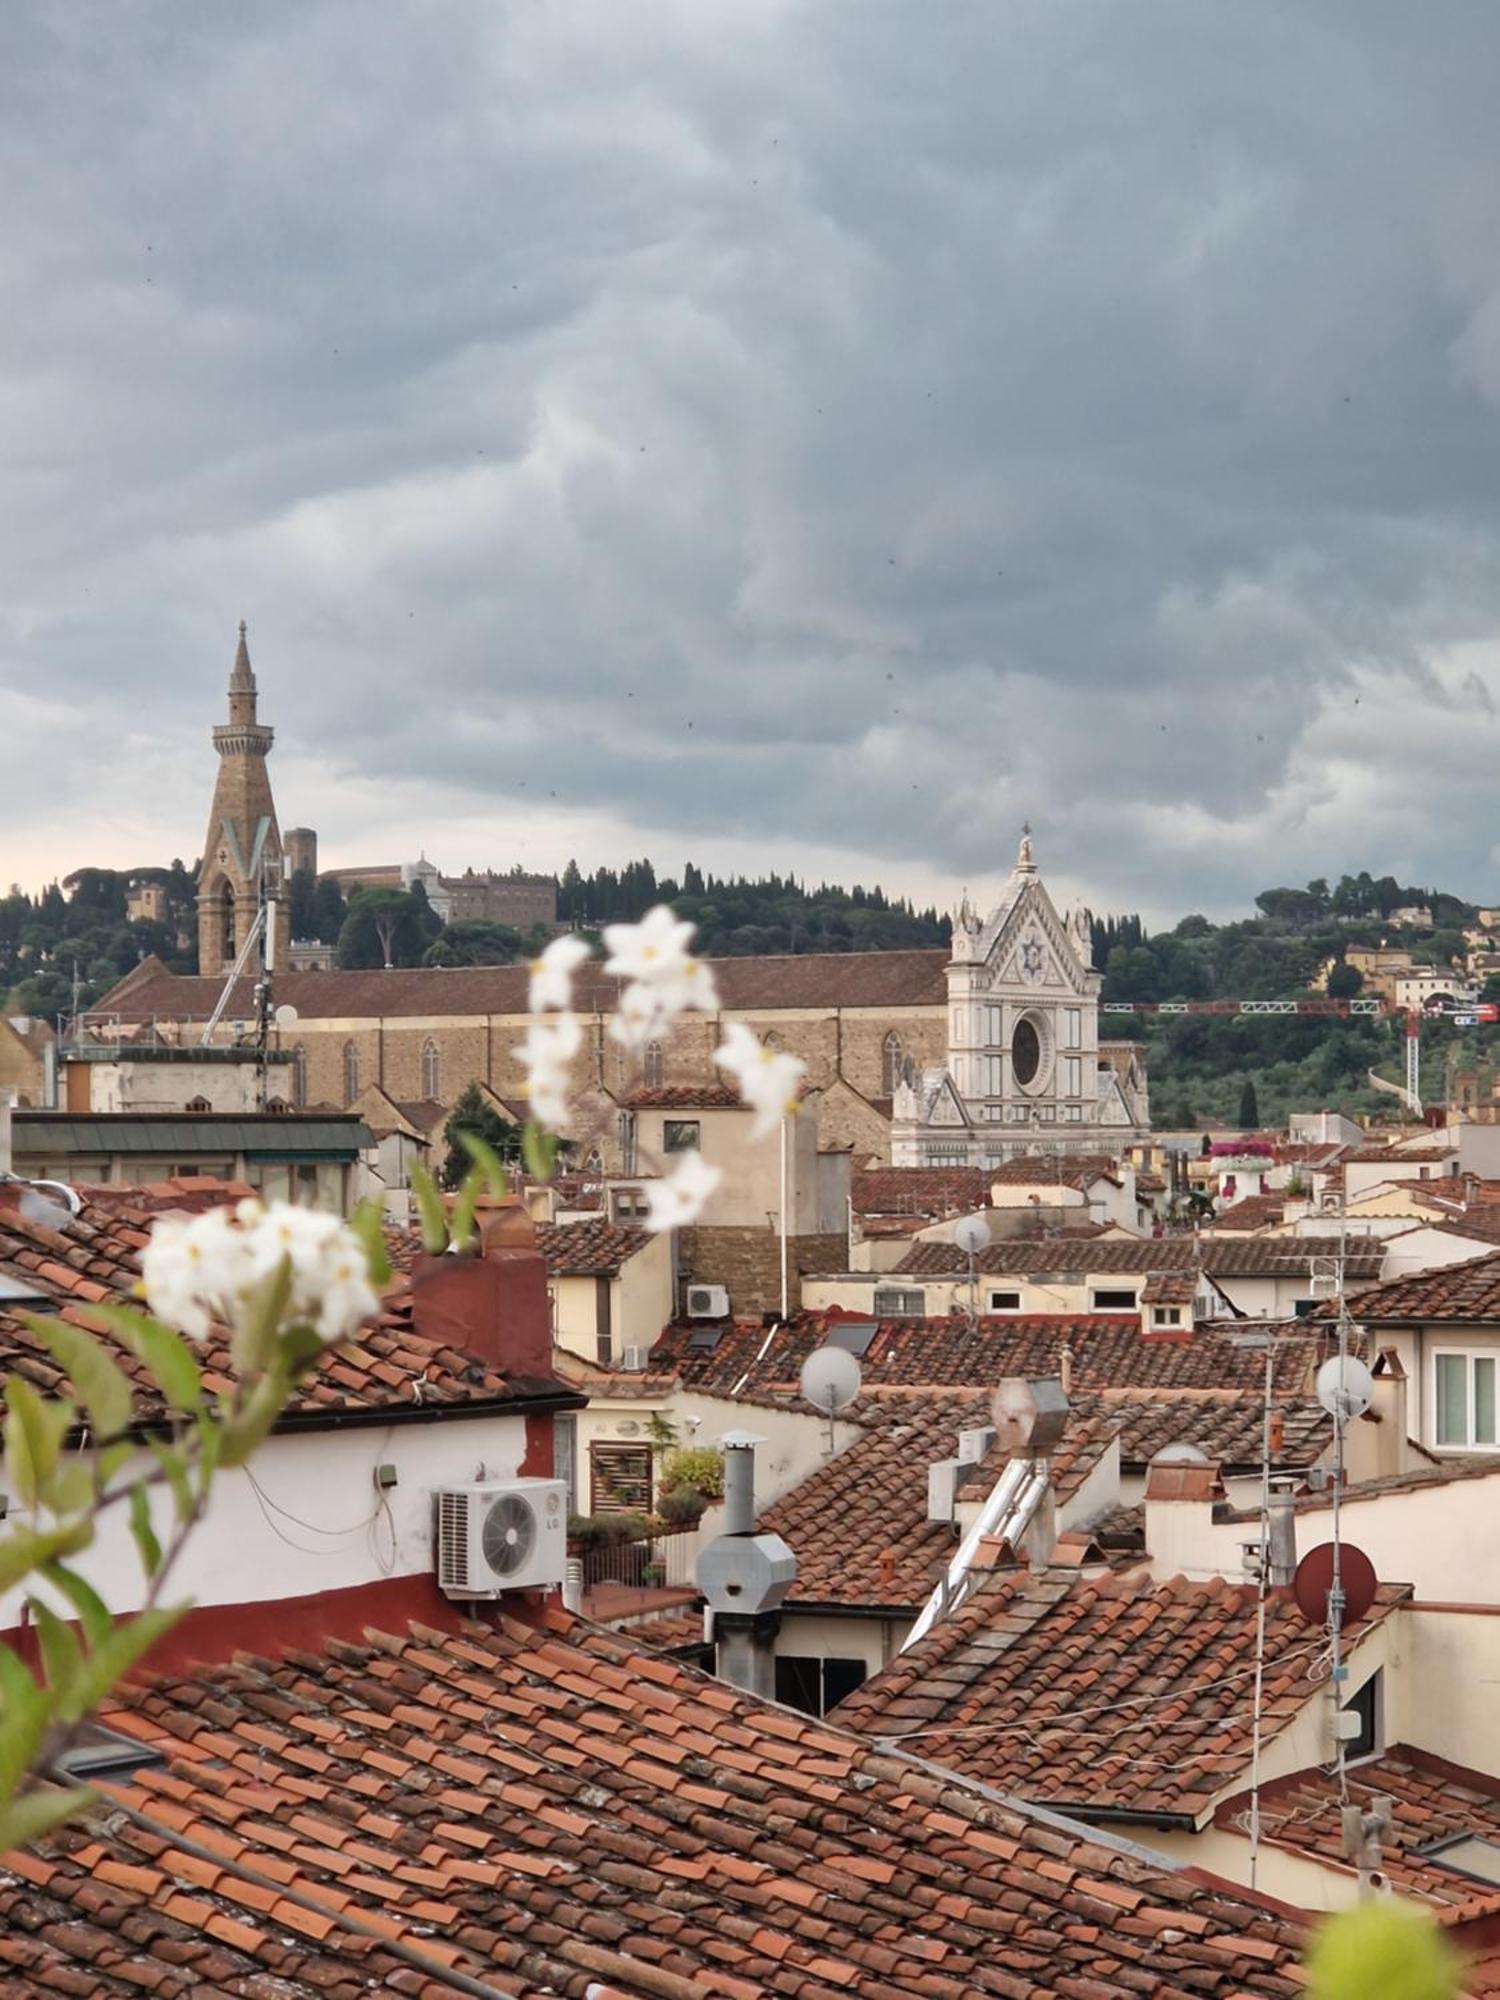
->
[196,623,290,977]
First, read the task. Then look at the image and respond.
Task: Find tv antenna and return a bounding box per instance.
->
[800,1345,862,1457]
[953,1212,991,1321]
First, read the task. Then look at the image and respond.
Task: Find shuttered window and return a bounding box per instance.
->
[590,1444,653,1514]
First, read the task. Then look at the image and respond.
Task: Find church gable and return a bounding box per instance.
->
[982,881,1088,997]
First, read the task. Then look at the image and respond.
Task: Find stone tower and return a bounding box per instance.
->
[196,623,291,978]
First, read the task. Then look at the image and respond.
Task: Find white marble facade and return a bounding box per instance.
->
[891,829,1150,1166]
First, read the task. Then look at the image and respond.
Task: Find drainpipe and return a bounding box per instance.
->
[0,1090,12,1177]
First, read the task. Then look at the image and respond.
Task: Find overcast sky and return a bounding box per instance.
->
[4,2,1500,928]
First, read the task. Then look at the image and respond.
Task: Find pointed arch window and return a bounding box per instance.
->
[643,1041,664,1089]
[421,1038,441,1100]
[343,1040,360,1105]
[883,1031,905,1095]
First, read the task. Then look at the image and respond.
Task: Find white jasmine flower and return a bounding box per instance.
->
[607,977,678,1052]
[715,1022,807,1139]
[529,934,592,1013]
[644,1152,723,1233]
[517,1010,583,1134]
[602,906,696,984]
[142,1201,377,1347]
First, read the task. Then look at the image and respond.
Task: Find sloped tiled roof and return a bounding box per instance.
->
[0,1609,1311,1998]
[636,1310,1325,1396]
[97,947,952,1024]
[1341,1245,1500,1322]
[1141,1271,1198,1304]
[850,1166,990,1217]
[894,1233,1383,1278]
[0,1196,561,1425]
[1206,1193,1287,1233]
[535,1217,653,1276]
[621,1082,744,1109]
[986,1154,1121,1189]
[760,1394,1117,1609]
[1219,1747,1500,1912]
[840,1570,1403,1824]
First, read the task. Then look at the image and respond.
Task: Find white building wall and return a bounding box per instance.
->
[5,1411,533,1629]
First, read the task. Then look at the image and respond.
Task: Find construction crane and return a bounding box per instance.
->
[1100,995,1500,1116]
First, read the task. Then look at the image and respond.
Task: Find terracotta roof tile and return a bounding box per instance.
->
[895,1234,1382,1279]
[1340,1245,1500,1323]
[0,1612,1310,1996]
[634,1310,1327,1397]
[97,947,952,1025]
[840,1570,1403,1823]
[851,1168,991,1218]
[534,1218,653,1276]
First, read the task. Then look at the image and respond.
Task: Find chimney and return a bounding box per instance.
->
[1267,1491,1298,1587]
[1343,1348,1410,1484]
[1143,1450,1226,1580]
[409,1200,554,1383]
[696,1431,797,1699]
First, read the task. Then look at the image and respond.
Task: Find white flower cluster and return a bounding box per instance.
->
[715,1021,807,1139]
[520,910,803,1229]
[603,907,720,1051]
[141,1200,379,1346]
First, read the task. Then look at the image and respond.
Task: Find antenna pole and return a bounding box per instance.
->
[778,1113,789,1324]
[1329,1203,1350,1805]
[1247,1328,1274,1890]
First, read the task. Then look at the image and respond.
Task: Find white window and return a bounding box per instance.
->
[1064,1104,1083,1122]
[1064,1056,1082,1096]
[1434,1350,1498,1449]
[987,1289,1023,1312]
[1064,1009,1082,1050]
[984,1055,1003,1095]
[1150,1305,1182,1328]
[985,1005,1003,1045]
[1091,1287,1139,1311]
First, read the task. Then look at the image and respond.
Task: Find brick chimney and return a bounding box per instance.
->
[409,1200,554,1385]
[1144,1450,1227,1580]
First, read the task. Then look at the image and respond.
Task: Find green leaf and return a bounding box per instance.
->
[230,1254,290,1376]
[448,1173,482,1258]
[87,1305,202,1415]
[348,1199,393,1288]
[127,1486,161,1579]
[146,1442,194,1526]
[196,1416,221,1500]
[277,1324,326,1374]
[4,1381,76,1510]
[28,1601,84,1711]
[408,1160,448,1255]
[41,1565,112,1651]
[457,1128,510,1198]
[0,1648,51,1802]
[44,1462,94,1517]
[216,1374,287,1469]
[0,1523,93,1600]
[24,1314,132,1439]
[521,1122,558,1184]
[72,1606,183,1715]
[0,1784,94,1854]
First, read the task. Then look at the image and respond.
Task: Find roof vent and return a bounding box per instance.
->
[957,1425,996,1466]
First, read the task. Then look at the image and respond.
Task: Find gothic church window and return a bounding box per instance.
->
[643,1041,664,1089]
[343,1041,359,1105]
[421,1039,440,1100]
[291,1045,308,1108]
[883,1032,904,1094]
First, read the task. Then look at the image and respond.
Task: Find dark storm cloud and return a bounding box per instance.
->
[5,0,1500,918]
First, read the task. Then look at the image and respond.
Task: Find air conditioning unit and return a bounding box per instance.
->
[687,1284,729,1319]
[620,1345,648,1372]
[435,1479,567,1599]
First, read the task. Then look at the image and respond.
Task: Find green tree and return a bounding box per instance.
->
[1326,960,1364,999]
[441,1082,524,1186]
[1237,1079,1260,1129]
[423,920,525,967]
[336,887,441,969]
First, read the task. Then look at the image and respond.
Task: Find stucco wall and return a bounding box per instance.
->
[5,1411,535,1629]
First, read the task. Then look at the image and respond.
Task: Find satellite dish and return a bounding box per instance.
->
[1316,1353,1374,1422]
[954,1214,992,1255]
[1293,1541,1378,1629]
[274,1004,300,1029]
[1151,1442,1210,1465]
[800,1346,862,1415]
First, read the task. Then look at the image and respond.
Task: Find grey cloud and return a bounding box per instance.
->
[5,1,1500,922]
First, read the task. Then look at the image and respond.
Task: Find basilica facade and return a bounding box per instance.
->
[890,830,1150,1166]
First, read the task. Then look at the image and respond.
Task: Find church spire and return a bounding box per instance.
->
[228,620,257,725]
[1015,820,1036,873]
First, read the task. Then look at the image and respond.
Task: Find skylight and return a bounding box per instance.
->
[1422,1835,1500,1889]
[826,1322,877,1358]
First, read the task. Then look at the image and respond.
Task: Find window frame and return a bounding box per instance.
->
[662,1119,701,1154]
[1091,1286,1139,1312]
[986,1288,1023,1313]
[1432,1347,1500,1451]
[1342,1669,1383,1764]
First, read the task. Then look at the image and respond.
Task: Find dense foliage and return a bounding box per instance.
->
[0,866,198,1021]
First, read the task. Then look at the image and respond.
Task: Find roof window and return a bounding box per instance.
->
[1422,1835,1500,1889]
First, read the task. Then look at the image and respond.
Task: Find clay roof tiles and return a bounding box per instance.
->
[534,1217,653,1276]
[894,1232,1382,1278]
[637,1310,1326,1397]
[0,1608,1310,1997]
[840,1569,1403,1824]
[850,1166,991,1217]
[1340,1245,1500,1323]
[0,1196,557,1426]
[97,946,951,1024]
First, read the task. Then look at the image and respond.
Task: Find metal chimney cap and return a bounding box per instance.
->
[718,1429,766,1449]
